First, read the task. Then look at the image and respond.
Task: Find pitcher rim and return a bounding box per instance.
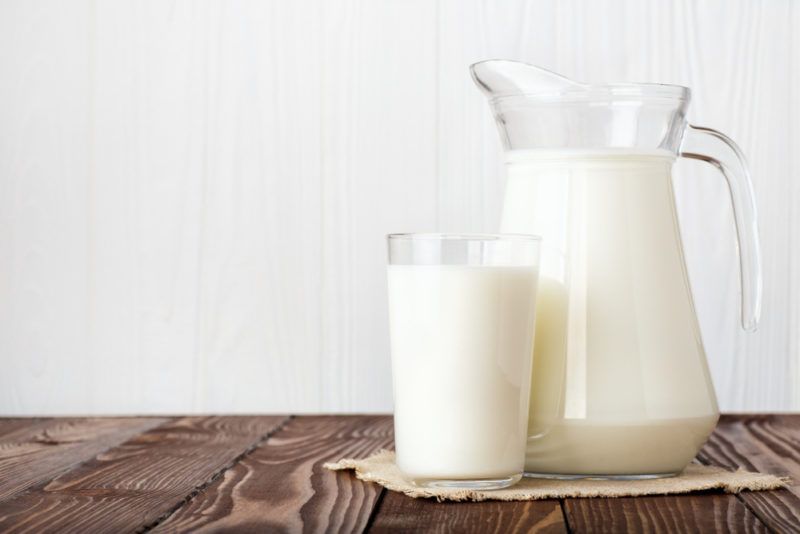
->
[470,59,690,103]
[484,83,690,104]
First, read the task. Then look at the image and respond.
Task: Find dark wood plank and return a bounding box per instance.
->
[0,415,288,533]
[563,414,800,533]
[563,493,767,533]
[698,414,800,533]
[0,418,51,442]
[369,493,566,533]
[0,417,167,501]
[152,415,394,533]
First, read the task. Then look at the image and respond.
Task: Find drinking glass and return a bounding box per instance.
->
[387,233,541,489]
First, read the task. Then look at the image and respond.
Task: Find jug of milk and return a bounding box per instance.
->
[471,60,762,477]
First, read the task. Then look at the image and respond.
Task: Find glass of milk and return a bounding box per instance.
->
[387,233,541,490]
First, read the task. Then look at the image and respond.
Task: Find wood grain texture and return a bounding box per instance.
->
[562,493,767,534]
[0,416,795,532]
[0,416,287,533]
[0,417,166,502]
[152,415,393,533]
[698,414,800,533]
[369,494,566,534]
[0,0,798,415]
[0,418,51,441]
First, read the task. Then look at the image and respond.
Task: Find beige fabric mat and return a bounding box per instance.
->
[324,450,788,502]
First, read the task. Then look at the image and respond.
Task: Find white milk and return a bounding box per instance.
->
[388,264,538,481]
[502,150,719,476]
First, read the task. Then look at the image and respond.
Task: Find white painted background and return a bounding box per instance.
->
[1,0,798,415]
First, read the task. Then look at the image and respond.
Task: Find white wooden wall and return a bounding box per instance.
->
[1,0,798,415]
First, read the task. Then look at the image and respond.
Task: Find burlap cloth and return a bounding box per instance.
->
[324,450,787,502]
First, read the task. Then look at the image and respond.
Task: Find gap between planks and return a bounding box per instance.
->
[363,487,388,533]
[559,499,574,534]
[137,415,294,533]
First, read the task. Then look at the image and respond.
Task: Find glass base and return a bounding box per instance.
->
[412,473,522,490]
[524,471,679,481]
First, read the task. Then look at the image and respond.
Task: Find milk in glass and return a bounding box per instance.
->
[388,264,538,482]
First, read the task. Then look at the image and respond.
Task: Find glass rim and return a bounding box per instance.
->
[387,232,541,242]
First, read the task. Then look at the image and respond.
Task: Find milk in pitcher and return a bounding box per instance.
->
[502,150,719,476]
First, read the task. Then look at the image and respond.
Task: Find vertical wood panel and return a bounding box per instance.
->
[0,0,93,413]
[792,1,800,408]
[0,0,797,414]
[320,0,438,410]
[192,0,324,412]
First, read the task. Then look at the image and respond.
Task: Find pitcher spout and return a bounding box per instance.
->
[469,60,583,99]
[469,59,690,152]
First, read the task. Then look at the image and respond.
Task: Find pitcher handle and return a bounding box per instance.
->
[679,124,762,332]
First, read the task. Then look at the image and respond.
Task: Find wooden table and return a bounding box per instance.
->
[0,415,797,533]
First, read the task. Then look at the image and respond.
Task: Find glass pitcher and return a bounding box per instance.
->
[471,60,762,478]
